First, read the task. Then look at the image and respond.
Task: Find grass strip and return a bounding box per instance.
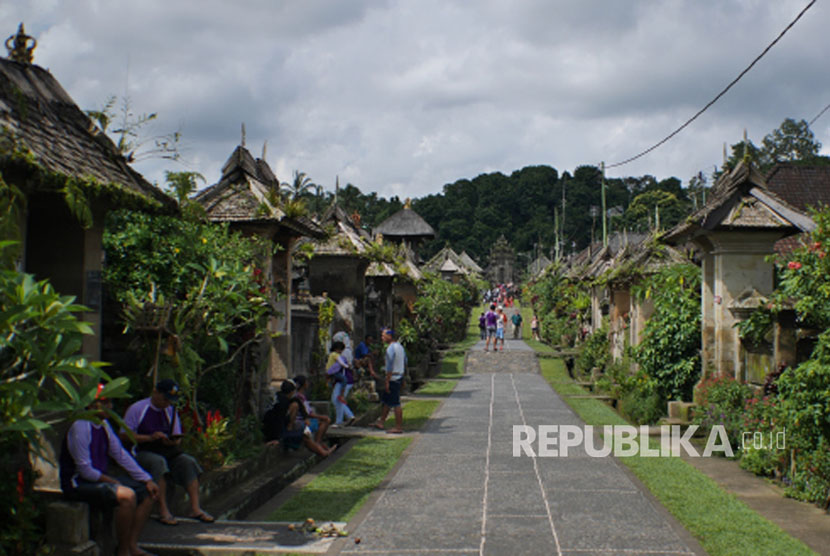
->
[383,399,441,431]
[414,379,458,397]
[267,436,411,523]
[536,356,816,556]
[268,399,440,523]
[436,355,464,378]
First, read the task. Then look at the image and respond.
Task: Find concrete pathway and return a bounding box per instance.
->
[339,339,703,556]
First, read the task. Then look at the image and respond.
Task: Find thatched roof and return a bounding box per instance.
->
[0,58,173,210]
[423,246,468,275]
[459,251,483,273]
[374,206,435,239]
[193,145,323,238]
[664,160,814,245]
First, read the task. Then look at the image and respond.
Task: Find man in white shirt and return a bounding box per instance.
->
[372,328,406,434]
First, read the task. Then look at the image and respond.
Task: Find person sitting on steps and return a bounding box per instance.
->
[121,379,214,526]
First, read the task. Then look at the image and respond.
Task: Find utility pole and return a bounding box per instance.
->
[600,161,608,247]
[561,175,566,248]
[553,208,560,262]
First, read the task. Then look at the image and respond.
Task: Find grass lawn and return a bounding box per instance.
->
[267,400,440,523]
[436,356,464,378]
[536,356,816,556]
[383,399,441,431]
[414,379,458,396]
[267,436,411,523]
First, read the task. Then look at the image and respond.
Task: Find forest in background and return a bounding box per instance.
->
[271,118,830,267]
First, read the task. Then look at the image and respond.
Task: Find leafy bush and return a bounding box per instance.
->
[738,396,785,477]
[693,375,752,449]
[575,326,609,377]
[632,263,701,401]
[619,388,665,425]
[104,210,274,414]
[526,265,590,347]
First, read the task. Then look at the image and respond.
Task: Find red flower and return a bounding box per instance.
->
[17,469,25,503]
[787,261,802,270]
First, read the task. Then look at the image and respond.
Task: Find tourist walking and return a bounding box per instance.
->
[531,314,541,341]
[61,385,159,556]
[121,379,214,525]
[372,328,406,434]
[484,304,498,351]
[495,306,506,351]
[479,312,487,340]
[511,310,523,339]
[326,340,355,427]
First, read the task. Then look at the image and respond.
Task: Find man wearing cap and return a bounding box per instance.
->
[372,328,406,434]
[121,379,213,525]
[60,385,160,556]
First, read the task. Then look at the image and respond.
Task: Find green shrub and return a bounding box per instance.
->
[632,263,701,402]
[619,388,665,425]
[575,326,609,377]
[693,374,752,449]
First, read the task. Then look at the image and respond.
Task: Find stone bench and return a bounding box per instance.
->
[39,490,116,556]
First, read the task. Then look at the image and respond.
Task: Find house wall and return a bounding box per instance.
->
[699,231,783,382]
[609,286,630,361]
[24,194,103,360]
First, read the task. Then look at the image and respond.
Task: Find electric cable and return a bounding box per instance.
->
[606,0,816,169]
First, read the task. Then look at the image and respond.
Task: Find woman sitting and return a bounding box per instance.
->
[263,379,334,457]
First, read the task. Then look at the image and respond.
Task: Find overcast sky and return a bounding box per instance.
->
[4,1,828,199]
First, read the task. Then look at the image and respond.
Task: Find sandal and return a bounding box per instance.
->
[156,515,178,526]
[370,421,385,430]
[386,428,403,434]
[189,511,215,523]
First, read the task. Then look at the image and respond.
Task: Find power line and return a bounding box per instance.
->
[606,0,817,170]
[809,102,830,126]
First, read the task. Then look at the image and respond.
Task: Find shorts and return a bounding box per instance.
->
[308,418,319,434]
[281,426,305,451]
[135,450,203,487]
[496,328,504,340]
[65,475,149,506]
[382,379,402,408]
[486,326,497,338]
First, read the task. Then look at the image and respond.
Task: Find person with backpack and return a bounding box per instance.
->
[263,380,334,457]
[478,312,487,340]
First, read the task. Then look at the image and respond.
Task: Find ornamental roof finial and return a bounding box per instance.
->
[6,23,37,64]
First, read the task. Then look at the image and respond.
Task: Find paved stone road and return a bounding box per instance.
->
[340,338,701,556]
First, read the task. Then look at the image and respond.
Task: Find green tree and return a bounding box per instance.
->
[761,118,821,164]
[282,170,316,200]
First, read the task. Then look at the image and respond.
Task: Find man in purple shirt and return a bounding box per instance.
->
[60,386,159,556]
[121,379,213,525]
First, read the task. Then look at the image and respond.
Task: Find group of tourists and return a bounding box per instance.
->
[479,304,523,351]
[58,326,409,555]
[482,282,518,308]
[262,326,407,452]
[60,379,213,556]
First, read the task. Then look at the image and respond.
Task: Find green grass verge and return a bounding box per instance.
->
[383,399,441,431]
[536,357,816,556]
[267,436,411,523]
[414,379,458,396]
[436,356,464,378]
[267,399,441,523]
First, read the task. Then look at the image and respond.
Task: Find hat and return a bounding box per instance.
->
[155,379,180,402]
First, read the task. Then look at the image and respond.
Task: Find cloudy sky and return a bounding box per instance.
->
[4,1,828,198]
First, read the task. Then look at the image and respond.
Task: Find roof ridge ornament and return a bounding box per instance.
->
[6,23,37,63]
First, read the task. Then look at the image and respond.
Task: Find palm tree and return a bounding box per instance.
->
[281,170,316,200]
